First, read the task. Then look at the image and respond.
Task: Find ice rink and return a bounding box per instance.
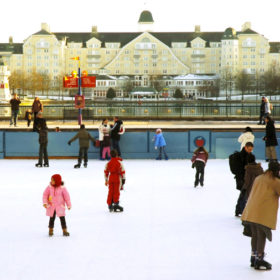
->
[0,159,279,280]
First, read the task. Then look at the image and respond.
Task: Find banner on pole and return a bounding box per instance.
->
[75,95,85,109]
[63,76,96,88]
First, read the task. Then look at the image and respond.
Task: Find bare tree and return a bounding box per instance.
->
[263,64,280,97]
[235,70,252,101]
[122,80,133,97]
[220,67,234,100]
[8,70,28,96]
[150,75,165,93]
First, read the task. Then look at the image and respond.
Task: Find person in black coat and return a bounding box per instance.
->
[263,116,278,161]
[34,112,49,167]
[258,97,265,125]
[110,116,123,157]
[235,142,254,216]
[9,93,21,127]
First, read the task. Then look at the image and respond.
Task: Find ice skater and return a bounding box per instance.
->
[25,109,32,127]
[191,146,208,187]
[104,149,126,212]
[242,161,280,270]
[43,174,71,237]
[154,128,168,160]
[68,124,95,168]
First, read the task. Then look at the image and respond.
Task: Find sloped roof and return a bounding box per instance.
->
[238,28,258,35]
[269,42,280,53]
[0,43,23,54]
[33,29,53,36]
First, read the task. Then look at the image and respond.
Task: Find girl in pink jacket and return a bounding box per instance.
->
[43,174,71,236]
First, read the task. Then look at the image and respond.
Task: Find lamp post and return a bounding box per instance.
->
[71,56,82,125]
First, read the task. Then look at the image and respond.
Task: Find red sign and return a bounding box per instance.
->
[81,76,96,88]
[75,95,85,109]
[64,76,78,88]
[63,76,96,88]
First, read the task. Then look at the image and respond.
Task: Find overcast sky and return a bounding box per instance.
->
[2,0,280,43]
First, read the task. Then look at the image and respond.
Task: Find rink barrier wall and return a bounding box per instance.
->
[0,129,278,160]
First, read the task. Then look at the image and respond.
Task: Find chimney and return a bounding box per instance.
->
[195,25,201,33]
[9,36,13,44]
[41,23,50,32]
[242,22,251,32]
[92,26,98,34]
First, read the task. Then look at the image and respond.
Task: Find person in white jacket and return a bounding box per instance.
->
[238,127,255,150]
[98,119,110,160]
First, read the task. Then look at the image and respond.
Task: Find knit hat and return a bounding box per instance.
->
[51,174,62,187]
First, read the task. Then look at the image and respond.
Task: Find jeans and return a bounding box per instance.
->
[78,147,88,164]
[112,139,121,156]
[157,146,168,159]
[235,189,247,215]
[49,211,67,229]
[10,110,19,125]
[39,143,48,165]
[194,161,205,186]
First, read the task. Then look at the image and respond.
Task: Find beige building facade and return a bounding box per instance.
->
[0,11,280,98]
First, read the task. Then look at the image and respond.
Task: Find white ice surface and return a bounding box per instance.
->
[0,159,279,280]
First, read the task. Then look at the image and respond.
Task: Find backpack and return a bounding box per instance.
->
[229,151,241,175]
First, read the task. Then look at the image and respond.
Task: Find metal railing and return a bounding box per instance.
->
[0,103,278,120]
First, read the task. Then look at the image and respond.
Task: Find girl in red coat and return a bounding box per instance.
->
[43,174,71,236]
[191,146,209,187]
[104,149,126,212]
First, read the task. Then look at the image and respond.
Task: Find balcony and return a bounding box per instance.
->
[191,54,205,58]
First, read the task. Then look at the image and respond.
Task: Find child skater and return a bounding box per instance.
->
[191,146,208,187]
[154,128,168,160]
[104,149,126,212]
[43,174,71,236]
[25,109,32,127]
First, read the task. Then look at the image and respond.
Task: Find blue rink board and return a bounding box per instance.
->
[1,130,276,160]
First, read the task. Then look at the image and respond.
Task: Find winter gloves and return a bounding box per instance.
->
[68,141,71,146]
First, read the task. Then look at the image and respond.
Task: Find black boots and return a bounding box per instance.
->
[108,202,123,212]
[49,228,53,237]
[36,163,49,167]
[254,253,272,270]
[113,202,123,212]
[74,163,81,168]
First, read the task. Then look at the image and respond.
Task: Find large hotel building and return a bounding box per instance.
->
[1,10,280,99]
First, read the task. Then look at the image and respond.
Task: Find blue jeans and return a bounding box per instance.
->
[158,146,168,159]
[10,110,19,125]
[112,139,121,157]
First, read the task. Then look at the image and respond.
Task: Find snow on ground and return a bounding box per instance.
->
[0,159,279,280]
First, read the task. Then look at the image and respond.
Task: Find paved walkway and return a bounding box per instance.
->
[0,120,271,130]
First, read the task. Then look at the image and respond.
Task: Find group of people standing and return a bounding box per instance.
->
[9,94,43,129]
[229,116,280,271]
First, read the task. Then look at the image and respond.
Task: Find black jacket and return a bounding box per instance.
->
[260,100,265,114]
[33,118,47,132]
[10,98,21,111]
[110,120,123,141]
[265,120,278,147]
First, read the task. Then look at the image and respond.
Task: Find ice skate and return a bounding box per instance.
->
[35,163,42,167]
[44,163,49,167]
[165,156,169,160]
[74,163,81,168]
[108,204,114,212]
[254,254,272,270]
[113,202,123,212]
[63,228,70,236]
[250,252,256,267]
[84,163,87,168]
[49,228,53,237]
[156,157,162,160]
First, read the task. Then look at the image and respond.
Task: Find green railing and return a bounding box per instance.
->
[0,104,278,120]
